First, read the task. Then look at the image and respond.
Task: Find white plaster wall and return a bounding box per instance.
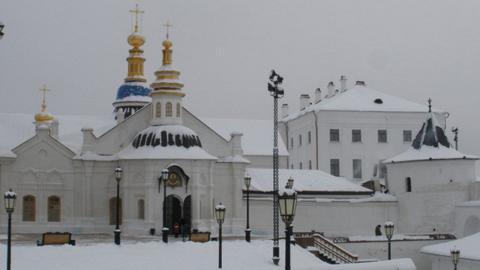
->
[248,198,398,237]
[245,155,288,169]
[386,160,476,234]
[284,110,446,182]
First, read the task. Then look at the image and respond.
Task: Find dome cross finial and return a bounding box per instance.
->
[164,20,172,40]
[129,4,144,33]
[428,98,432,113]
[39,84,50,112]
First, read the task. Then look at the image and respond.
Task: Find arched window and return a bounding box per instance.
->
[166,102,173,117]
[138,199,145,220]
[109,197,122,225]
[176,103,181,117]
[48,196,61,222]
[23,195,36,222]
[155,102,162,118]
[405,177,412,192]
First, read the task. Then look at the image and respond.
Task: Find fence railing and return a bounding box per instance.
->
[295,232,358,264]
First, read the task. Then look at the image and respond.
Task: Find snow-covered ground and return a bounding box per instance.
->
[3,239,415,270]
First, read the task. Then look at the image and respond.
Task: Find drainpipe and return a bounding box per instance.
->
[311,111,319,170]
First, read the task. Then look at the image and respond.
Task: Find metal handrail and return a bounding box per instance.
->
[295,232,358,264]
[312,233,358,263]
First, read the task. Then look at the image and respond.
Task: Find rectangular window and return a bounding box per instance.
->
[330,129,340,142]
[403,130,412,143]
[290,164,294,169]
[308,131,312,144]
[299,134,302,146]
[406,177,412,192]
[352,129,362,143]
[378,130,387,143]
[330,159,340,176]
[299,162,303,169]
[353,159,362,179]
[309,160,312,170]
[290,138,294,149]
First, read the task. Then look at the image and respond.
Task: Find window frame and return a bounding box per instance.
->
[378,129,388,143]
[352,129,362,143]
[330,129,340,142]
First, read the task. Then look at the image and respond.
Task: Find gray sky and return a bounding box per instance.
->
[1,0,480,156]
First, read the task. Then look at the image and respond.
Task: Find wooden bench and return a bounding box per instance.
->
[190,231,210,242]
[37,232,76,246]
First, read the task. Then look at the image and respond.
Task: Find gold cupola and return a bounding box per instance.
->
[125,4,146,83]
[34,85,54,122]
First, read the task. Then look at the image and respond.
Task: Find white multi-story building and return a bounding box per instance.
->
[280,78,448,182]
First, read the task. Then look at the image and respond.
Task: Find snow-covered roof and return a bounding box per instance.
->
[0,113,116,156]
[200,117,288,156]
[246,168,372,194]
[283,84,444,122]
[421,232,480,260]
[384,112,477,163]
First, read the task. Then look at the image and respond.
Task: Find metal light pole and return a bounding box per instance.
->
[384,221,394,260]
[244,174,251,242]
[161,169,169,243]
[452,127,459,150]
[0,22,4,40]
[215,204,226,269]
[4,189,17,270]
[268,69,284,265]
[278,185,297,270]
[114,167,122,245]
[451,248,460,270]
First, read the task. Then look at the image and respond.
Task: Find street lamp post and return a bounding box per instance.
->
[161,169,169,243]
[244,174,251,242]
[451,248,460,270]
[114,167,123,245]
[4,189,17,270]
[268,69,284,265]
[278,186,297,270]
[0,22,4,40]
[384,221,394,260]
[215,203,226,269]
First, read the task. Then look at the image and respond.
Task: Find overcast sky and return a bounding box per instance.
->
[1,0,480,156]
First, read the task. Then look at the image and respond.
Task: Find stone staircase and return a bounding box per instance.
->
[295,232,358,264]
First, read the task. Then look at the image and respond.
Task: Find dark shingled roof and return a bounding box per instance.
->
[412,113,450,150]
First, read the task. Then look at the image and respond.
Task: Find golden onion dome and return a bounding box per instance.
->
[128,32,145,48]
[162,39,172,48]
[34,112,54,122]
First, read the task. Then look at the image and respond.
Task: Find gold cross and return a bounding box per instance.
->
[39,84,50,112]
[129,4,144,32]
[164,20,172,39]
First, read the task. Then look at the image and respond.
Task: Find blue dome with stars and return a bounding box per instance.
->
[116,82,151,100]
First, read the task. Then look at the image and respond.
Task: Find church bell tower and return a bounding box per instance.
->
[112,5,151,122]
[150,22,185,126]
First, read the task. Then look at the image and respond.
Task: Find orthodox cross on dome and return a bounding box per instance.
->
[163,20,172,40]
[39,84,50,112]
[428,98,432,113]
[129,4,144,32]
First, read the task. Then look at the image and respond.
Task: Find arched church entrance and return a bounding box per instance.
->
[165,195,182,233]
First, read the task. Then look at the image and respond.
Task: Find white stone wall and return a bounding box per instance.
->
[386,159,476,234]
[454,203,480,237]
[247,198,397,237]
